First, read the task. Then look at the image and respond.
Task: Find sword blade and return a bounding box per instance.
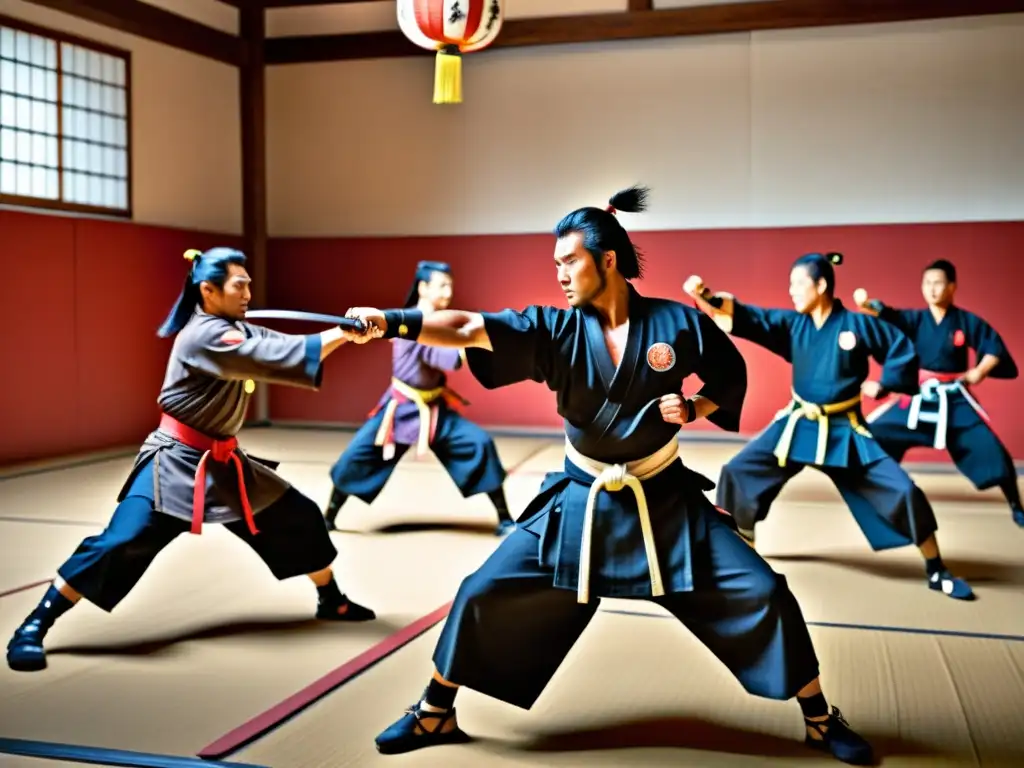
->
[244,309,366,333]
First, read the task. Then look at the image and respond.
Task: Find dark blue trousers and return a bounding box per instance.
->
[56,459,337,612]
[329,407,506,503]
[431,509,820,710]
[868,395,1018,491]
[716,430,939,551]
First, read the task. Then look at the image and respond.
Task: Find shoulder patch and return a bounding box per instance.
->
[219,329,245,346]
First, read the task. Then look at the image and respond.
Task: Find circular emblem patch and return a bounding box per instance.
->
[837,331,857,351]
[952,329,965,347]
[647,342,676,372]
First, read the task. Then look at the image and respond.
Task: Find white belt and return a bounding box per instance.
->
[906,379,989,451]
[564,437,679,604]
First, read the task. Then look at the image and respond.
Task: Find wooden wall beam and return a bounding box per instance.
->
[24,0,246,65]
[239,2,270,423]
[265,0,1024,64]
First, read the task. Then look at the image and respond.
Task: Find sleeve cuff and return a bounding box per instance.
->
[304,334,324,386]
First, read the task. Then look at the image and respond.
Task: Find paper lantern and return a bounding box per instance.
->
[397,0,504,104]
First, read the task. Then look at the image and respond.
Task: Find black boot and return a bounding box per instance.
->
[486,488,515,536]
[323,488,348,531]
[314,579,376,622]
[6,584,75,672]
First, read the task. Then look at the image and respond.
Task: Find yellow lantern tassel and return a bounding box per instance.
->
[433,46,462,104]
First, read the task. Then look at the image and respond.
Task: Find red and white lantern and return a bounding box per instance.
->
[397,0,505,104]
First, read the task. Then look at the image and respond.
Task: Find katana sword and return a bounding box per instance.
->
[244,309,368,333]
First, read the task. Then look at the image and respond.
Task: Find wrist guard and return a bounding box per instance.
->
[382,309,423,340]
[684,398,697,423]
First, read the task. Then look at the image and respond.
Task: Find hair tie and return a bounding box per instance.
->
[606,205,617,215]
[183,249,202,263]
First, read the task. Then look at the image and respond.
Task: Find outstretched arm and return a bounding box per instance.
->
[185,320,352,390]
[344,307,493,350]
[683,275,795,362]
[852,288,916,335]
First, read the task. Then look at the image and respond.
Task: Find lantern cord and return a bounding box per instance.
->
[434,45,462,104]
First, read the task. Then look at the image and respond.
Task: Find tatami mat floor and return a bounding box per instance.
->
[1,427,1022,767]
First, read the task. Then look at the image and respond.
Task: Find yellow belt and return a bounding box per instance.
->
[564,438,679,604]
[374,377,445,458]
[773,390,869,467]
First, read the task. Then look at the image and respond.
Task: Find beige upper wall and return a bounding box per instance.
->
[0,0,242,235]
[265,12,1024,237]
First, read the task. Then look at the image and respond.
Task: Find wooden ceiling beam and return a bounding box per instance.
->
[264,0,1024,64]
[263,0,372,7]
[24,0,246,65]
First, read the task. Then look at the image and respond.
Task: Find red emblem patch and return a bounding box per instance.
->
[646,342,676,372]
[220,329,245,346]
[952,329,965,347]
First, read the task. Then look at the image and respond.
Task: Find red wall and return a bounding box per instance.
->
[3,212,1019,467]
[266,221,1024,462]
[0,209,242,465]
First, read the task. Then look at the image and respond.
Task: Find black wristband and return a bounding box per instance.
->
[684,398,696,423]
[382,309,423,340]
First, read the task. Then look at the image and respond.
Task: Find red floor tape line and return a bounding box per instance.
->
[0,578,53,600]
[196,601,453,760]
[195,442,549,760]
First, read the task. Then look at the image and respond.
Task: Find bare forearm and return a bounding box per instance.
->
[971,354,1001,381]
[418,311,492,350]
[319,326,346,361]
[691,395,720,421]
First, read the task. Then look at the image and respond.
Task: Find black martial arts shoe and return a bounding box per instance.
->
[804,706,874,765]
[6,585,73,672]
[314,580,376,622]
[375,703,472,755]
[494,519,515,536]
[1011,504,1024,528]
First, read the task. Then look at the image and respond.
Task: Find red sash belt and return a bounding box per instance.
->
[898,370,965,408]
[158,413,257,536]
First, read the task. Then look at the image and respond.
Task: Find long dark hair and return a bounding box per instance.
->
[553,185,650,279]
[157,247,247,337]
[403,260,451,307]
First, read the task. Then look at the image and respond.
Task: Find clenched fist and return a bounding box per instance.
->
[659,393,692,425]
[860,380,883,399]
[683,275,706,300]
[343,307,387,343]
